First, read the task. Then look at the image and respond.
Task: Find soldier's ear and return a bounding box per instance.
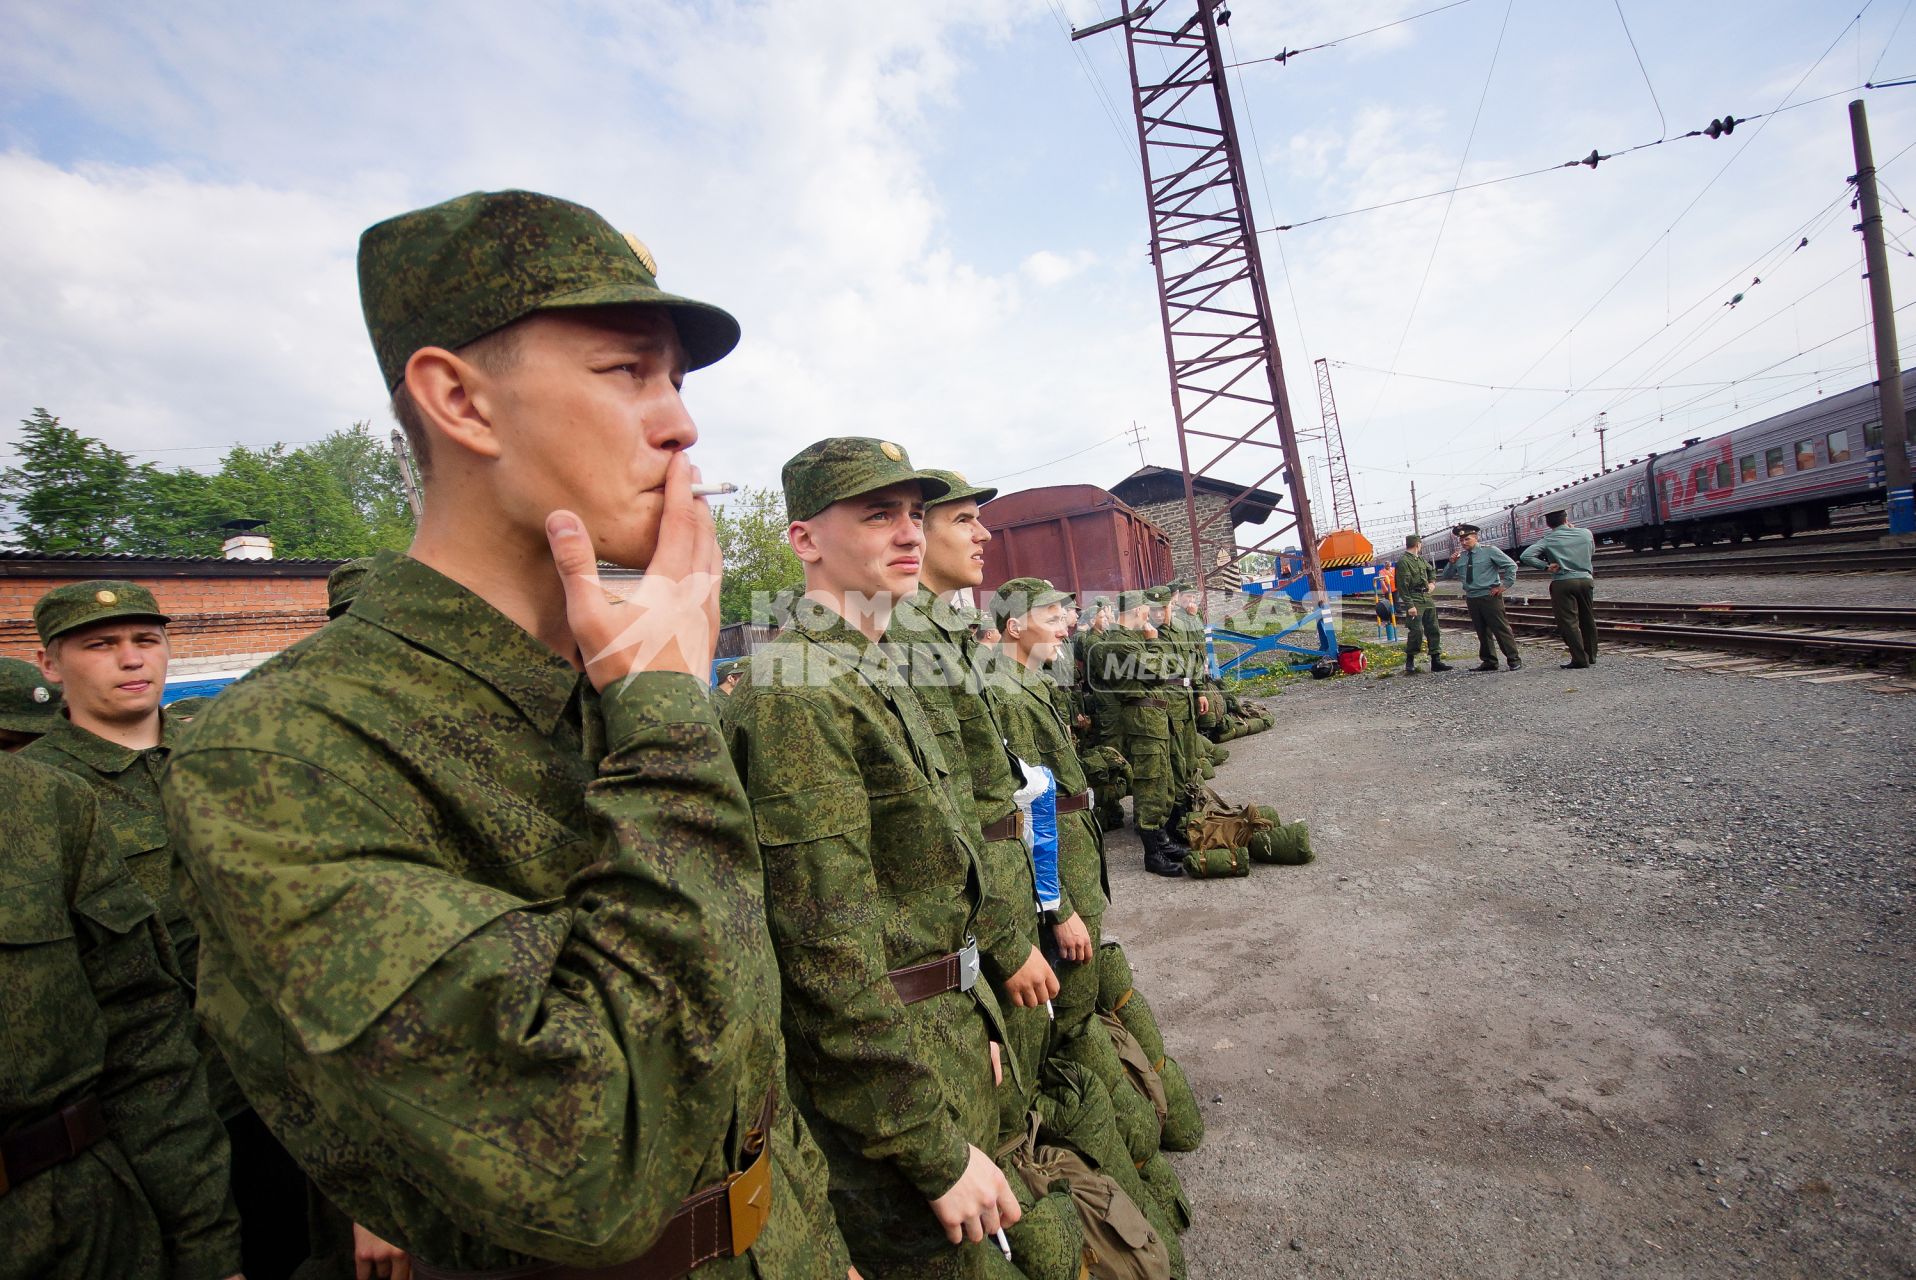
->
[788,520,824,565]
[404,347,504,464]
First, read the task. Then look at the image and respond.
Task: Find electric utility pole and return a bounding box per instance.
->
[1850,98,1915,535]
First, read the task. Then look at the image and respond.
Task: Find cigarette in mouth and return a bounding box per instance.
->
[688,482,738,498]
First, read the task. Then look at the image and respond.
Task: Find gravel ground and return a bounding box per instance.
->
[1103,651,1914,1278]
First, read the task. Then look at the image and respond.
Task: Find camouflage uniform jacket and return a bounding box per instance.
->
[983,662,1109,925]
[1084,627,1178,700]
[887,586,1038,987]
[1396,552,1436,606]
[161,553,848,1275]
[22,710,197,984]
[1,752,241,1280]
[723,605,1006,1201]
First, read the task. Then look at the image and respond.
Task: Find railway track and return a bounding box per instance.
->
[1590,526,1887,561]
[1433,597,1916,663]
[1529,545,1916,577]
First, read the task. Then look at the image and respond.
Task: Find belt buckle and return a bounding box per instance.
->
[725,1142,774,1258]
[957,938,980,993]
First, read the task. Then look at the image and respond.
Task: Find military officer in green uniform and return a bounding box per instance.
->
[984,577,1108,1044]
[2,751,243,1280]
[1439,522,1523,671]
[162,190,851,1278]
[1078,597,1128,832]
[1395,534,1450,675]
[891,469,1057,1144]
[725,438,1021,1279]
[0,654,63,751]
[1085,592,1186,877]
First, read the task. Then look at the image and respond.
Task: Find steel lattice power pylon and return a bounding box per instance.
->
[1077,0,1325,603]
[1312,358,1361,533]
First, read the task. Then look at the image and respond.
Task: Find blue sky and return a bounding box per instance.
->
[4,0,1913,543]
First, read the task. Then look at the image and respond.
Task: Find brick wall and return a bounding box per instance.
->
[0,573,331,670]
[1127,492,1245,594]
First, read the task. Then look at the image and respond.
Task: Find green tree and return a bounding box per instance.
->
[120,464,225,556]
[713,485,802,625]
[304,421,416,550]
[0,408,132,551]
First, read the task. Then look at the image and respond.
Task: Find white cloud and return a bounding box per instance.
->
[1021,248,1097,286]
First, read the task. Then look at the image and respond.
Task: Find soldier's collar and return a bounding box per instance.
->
[35,709,178,773]
[349,552,583,735]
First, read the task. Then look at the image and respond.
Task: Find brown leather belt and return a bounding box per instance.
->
[1121,695,1168,709]
[980,809,1025,843]
[888,938,982,1005]
[0,1095,106,1197]
[410,1090,777,1280]
[1056,789,1092,814]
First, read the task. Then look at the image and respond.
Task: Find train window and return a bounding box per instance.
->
[1693,465,1711,492]
[1740,454,1758,482]
[1794,439,1815,470]
[1716,461,1733,488]
[1765,447,1786,477]
[1865,421,1884,449]
[1826,430,1850,462]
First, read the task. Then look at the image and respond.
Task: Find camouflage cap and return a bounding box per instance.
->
[1117,589,1152,613]
[1405,533,1423,546]
[1143,585,1173,605]
[358,189,741,391]
[1168,579,1196,594]
[0,656,63,734]
[990,576,1073,628]
[919,469,998,509]
[326,557,375,619]
[34,580,170,645]
[781,437,952,522]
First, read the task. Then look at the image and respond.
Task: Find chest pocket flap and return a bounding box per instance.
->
[106,812,169,859]
[753,780,866,848]
[0,879,76,945]
[72,874,158,936]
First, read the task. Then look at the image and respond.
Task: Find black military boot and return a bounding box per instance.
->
[1142,828,1186,877]
[1402,659,1421,675]
[1430,658,1452,672]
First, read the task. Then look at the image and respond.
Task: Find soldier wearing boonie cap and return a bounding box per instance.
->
[0,654,64,750]
[163,189,851,1278]
[724,437,1022,1279]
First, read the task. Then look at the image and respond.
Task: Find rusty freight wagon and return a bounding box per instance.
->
[978,484,1175,600]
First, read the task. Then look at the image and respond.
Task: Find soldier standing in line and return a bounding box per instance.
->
[890,468,1057,1142]
[984,577,1108,1047]
[1520,509,1599,669]
[1145,585,1201,836]
[163,190,852,1279]
[1439,522,1523,672]
[725,437,1020,1279]
[23,581,336,1280]
[0,654,63,751]
[1086,591,1187,877]
[1395,534,1451,675]
[2,751,243,1280]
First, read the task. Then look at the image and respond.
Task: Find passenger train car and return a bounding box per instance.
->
[1421,373,1916,566]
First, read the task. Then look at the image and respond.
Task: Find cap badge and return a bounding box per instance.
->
[95,589,117,604]
[32,686,50,703]
[622,232,659,277]
[880,441,904,461]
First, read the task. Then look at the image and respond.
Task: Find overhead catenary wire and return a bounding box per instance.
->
[1411,5,1881,473]
[1262,84,1872,234]
[1358,0,1517,439]
[1226,0,1480,69]
[1611,0,1667,140]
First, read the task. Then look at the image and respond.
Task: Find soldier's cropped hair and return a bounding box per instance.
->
[388,324,526,482]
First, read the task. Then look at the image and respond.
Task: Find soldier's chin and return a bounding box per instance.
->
[594,520,660,571]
